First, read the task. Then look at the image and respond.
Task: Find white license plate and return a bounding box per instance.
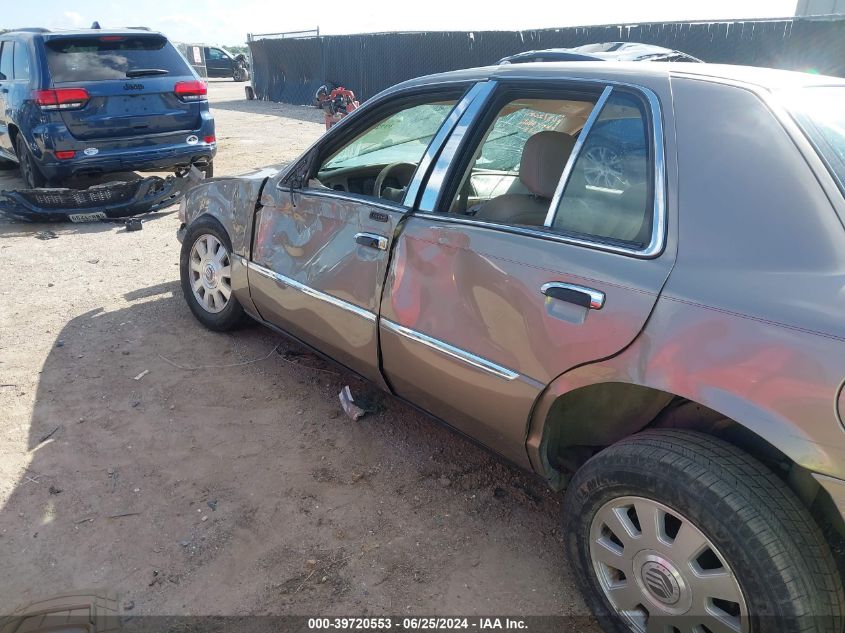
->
[68,212,107,223]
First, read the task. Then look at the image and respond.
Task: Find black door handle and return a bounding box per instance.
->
[541,282,605,310]
[355,232,388,251]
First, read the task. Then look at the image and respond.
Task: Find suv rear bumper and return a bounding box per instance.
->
[28,113,216,181]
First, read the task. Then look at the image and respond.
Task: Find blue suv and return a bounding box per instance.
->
[0,27,216,188]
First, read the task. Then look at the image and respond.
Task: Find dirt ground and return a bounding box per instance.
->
[0,79,597,624]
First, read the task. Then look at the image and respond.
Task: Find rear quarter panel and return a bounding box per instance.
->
[530,76,845,480]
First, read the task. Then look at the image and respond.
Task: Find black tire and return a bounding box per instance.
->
[180,216,244,331]
[199,160,213,178]
[563,429,845,633]
[15,135,48,188]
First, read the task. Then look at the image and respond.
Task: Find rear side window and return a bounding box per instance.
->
[45,35,192,82]
[784,87,845,195]
[0,42,13,81]
[551,91,653,248]
[13,42,30,80]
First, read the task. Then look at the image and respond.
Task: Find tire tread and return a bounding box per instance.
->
[564,430,845,633]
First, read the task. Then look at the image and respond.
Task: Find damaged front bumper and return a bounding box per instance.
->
[0,174,194,223]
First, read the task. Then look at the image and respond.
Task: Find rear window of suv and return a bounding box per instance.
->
[45,34,192,82]
[783,87,845,195]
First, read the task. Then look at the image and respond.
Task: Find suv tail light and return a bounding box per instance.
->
[174,80,207,102]
[33,88,90,110]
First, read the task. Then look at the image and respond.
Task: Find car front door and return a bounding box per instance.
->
[247,84,487,385]
[204,47,230,77]
[378,78,677,466]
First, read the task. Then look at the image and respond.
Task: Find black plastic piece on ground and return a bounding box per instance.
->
[0,174,193,223]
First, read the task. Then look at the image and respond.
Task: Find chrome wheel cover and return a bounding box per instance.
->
[188,234,232,314]
[589,496,748,633]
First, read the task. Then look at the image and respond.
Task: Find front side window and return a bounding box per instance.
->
[314,98,458,204]
[551,91,653,247]
[0,42,14,81]
[207,48,227,61]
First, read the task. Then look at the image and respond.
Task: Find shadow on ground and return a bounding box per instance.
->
[0,278,594,623]
[211,99,324,123]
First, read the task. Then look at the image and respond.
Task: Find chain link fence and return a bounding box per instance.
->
[248,17,845,105]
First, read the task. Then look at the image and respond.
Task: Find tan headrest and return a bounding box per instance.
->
[519,131,577,199]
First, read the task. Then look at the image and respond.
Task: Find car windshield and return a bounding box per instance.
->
[783,87,845,194]
[45,34,192,82]
[321,102,454,171]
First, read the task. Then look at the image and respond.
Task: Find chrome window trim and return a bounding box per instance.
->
[412,212,651,257]
[418,80,499,211]
[247,261,377,322]
[293,187,407,215]
[403,81,492,208]
[381,318,520,381]
[418,77,667,259]
[543,85,613,227]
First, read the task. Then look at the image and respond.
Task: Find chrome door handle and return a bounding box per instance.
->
[355,232,388,251]
[541,282,605,310]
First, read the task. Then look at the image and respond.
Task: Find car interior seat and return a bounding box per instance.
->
[473,130,577,226]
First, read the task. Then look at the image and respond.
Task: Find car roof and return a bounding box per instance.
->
[500,42,702,64]
[4,27,164,40]
[388,61,845,95]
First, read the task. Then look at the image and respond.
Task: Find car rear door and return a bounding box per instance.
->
[247,83,489,386]
[42,33,201,141]
[378,77,677,465]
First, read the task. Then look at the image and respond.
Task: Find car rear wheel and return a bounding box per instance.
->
[563,429,845,633]
[180,217,244,331]
[15,136,48,189]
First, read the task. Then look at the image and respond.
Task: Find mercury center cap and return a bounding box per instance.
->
[204,263,217,287]
[641,560,681,605]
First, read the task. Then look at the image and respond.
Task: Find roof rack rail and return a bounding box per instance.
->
[125,26,152,30]
[7,27,51,33]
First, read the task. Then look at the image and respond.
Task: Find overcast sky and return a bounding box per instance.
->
[5,0,799,46]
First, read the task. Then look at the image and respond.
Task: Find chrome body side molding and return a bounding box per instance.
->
[246,261,377,322]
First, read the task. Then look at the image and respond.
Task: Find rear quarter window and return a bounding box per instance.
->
[45,35,192,82]
[783,87,845,195]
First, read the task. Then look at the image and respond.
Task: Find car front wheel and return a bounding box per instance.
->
[563,430,844,633]
[180,217,244,331]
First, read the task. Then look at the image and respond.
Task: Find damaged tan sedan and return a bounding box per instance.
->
[177,62,845,632]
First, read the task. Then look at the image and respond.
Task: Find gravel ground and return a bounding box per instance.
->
[0,79,597,625]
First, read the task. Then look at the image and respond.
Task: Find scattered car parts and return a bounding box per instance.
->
[0,168,203,223]
[314,83,360,129]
